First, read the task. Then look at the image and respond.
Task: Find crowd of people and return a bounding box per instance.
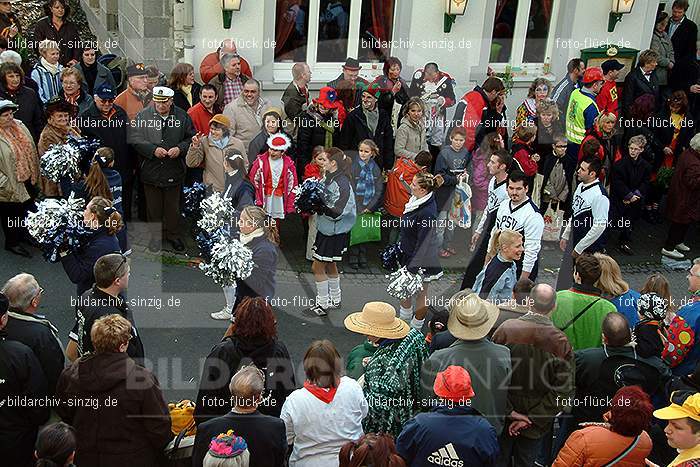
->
[1,0,700,466]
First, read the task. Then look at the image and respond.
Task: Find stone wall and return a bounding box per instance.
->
[80,0,178,71]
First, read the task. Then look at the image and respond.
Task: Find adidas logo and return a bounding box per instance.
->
[428,442,464,467]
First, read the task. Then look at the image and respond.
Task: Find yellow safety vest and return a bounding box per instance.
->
[566,89,598,144]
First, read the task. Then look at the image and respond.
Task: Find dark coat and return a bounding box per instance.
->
[234,235,278,310]
[4,311,64,396]
[60,227,121,296]
[338,105,394,169]
[129,104,196,187]
[0,83,44,141]
[172,82,201,112]
[229,178,255,211]
[666,147,700,224]
[192,411,287,467]
[297,108,340,165]
[653,107,696,158]
[622,122,665,171]
[396,405,499,467]
[78,103,135,179]
[399,195,442,278]
[622,67,661,115]
[74,61,118,96]
[194,335,295,422]
[610,155,651,222]
[32,17,81,66]
[327,73,369,110]
[56,352,172,467]
[281,81,309,123]
[70,287,145,363]
[0,332,50,467]
[667,16,698,64]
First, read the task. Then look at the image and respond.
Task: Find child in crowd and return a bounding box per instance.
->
[62,147,129,255]
[348,139,383,270]
[31,39,63,103]
[384,150,432,244]
[304,146,327,261]
[310,148,356,317]
[511,124,540,185]
[434,127,470,257]
[249,133,298,224]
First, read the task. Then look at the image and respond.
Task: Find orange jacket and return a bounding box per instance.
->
[553,426,652,467]
[200,52,253,84]
[384,157,422,218]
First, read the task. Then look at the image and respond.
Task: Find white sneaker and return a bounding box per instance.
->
[676,243,691,252]
[661,248,685,259]
[210,307,233,320]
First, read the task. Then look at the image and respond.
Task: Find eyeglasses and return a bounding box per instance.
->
[113,254,128,279]
[554,144,568,148]
[33,287,44,300]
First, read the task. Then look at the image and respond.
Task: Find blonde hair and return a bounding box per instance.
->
[240,205,279,246]
[594,253,629,297]
[60,67,83,84]
[38,39,60,55]
[358,139,379,158]
[596,112,617,133]
[537,99,559,120]
[203,449,250,467]
[91,314,132,353]
[487,229,522,259]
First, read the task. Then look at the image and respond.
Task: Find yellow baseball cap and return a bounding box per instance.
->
[654,391,700,422]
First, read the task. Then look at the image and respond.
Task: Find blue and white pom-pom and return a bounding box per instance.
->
[293,178,329,214]
[197,191,234,234]
[380,242,404,272]
[40,143,82,183]
[182,182,208,219]
[386,267,424,300]
[26,194,88,262]
[199,237,254,287]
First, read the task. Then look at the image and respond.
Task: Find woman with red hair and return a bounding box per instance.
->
[194,297,295,421]
[553,385,653,466]
[339,433,406,467]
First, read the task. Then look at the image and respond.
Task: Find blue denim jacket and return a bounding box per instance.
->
[472,254,517,303]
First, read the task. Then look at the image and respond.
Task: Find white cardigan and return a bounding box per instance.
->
[280,376,368,467]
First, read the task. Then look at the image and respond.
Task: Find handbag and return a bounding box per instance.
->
[350,212,382,246]
[531,173,544,208]
[542,201,564,242]
[168,399,196,437]
[448,174,472,229]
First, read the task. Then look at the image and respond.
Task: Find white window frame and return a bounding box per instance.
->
[489,0,560,76]
[272,0,396,84]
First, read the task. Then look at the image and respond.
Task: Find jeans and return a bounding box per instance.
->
[436,210,455,249]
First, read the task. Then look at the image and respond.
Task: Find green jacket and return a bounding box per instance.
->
[346,340,378,380]
[551,285,617,351]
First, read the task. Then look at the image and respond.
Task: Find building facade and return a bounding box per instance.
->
[81,0,694,110]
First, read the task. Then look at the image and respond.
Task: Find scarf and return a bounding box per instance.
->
[211,135,229,150]
[64,89,80,105]
[362,329,428,436]
[81,60,98,95]
[403,192,433,214]
[364,106,379,134]
[356,159,376,207]
[181,84,193,106]
[40,57,60,75]
[240,228,264,245]
[303,380,338,404]
[0,121,39,184]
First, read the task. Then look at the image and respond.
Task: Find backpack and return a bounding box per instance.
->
[384,157,420,217]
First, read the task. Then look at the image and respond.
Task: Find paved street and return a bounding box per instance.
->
[1,215,697,401]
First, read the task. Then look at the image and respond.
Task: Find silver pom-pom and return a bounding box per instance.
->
[386,267,424,300]
[197,191,234,234]
[40,143,82,183]
[199,237,254,287]
[26,194,85,243]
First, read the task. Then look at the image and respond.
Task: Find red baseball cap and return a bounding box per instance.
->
[433,366,475,401]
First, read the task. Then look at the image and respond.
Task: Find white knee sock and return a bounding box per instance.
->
[315,280,329,308]
[222,285,237,312]
[410,317,425,331]
[328,276,341,302]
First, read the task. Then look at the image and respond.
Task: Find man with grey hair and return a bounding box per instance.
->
[192,365,287,467]
[491,283,574,467]
[209,52,249,108]
[2,273,64,395]
[224,78,272,151]
[200,38,253,84]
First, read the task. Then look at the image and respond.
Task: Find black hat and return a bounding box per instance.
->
[342,57,362,71]
[602,59,625,74]
[126,63,148,77]
[45,96,74,115]
[0,292,8,317]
